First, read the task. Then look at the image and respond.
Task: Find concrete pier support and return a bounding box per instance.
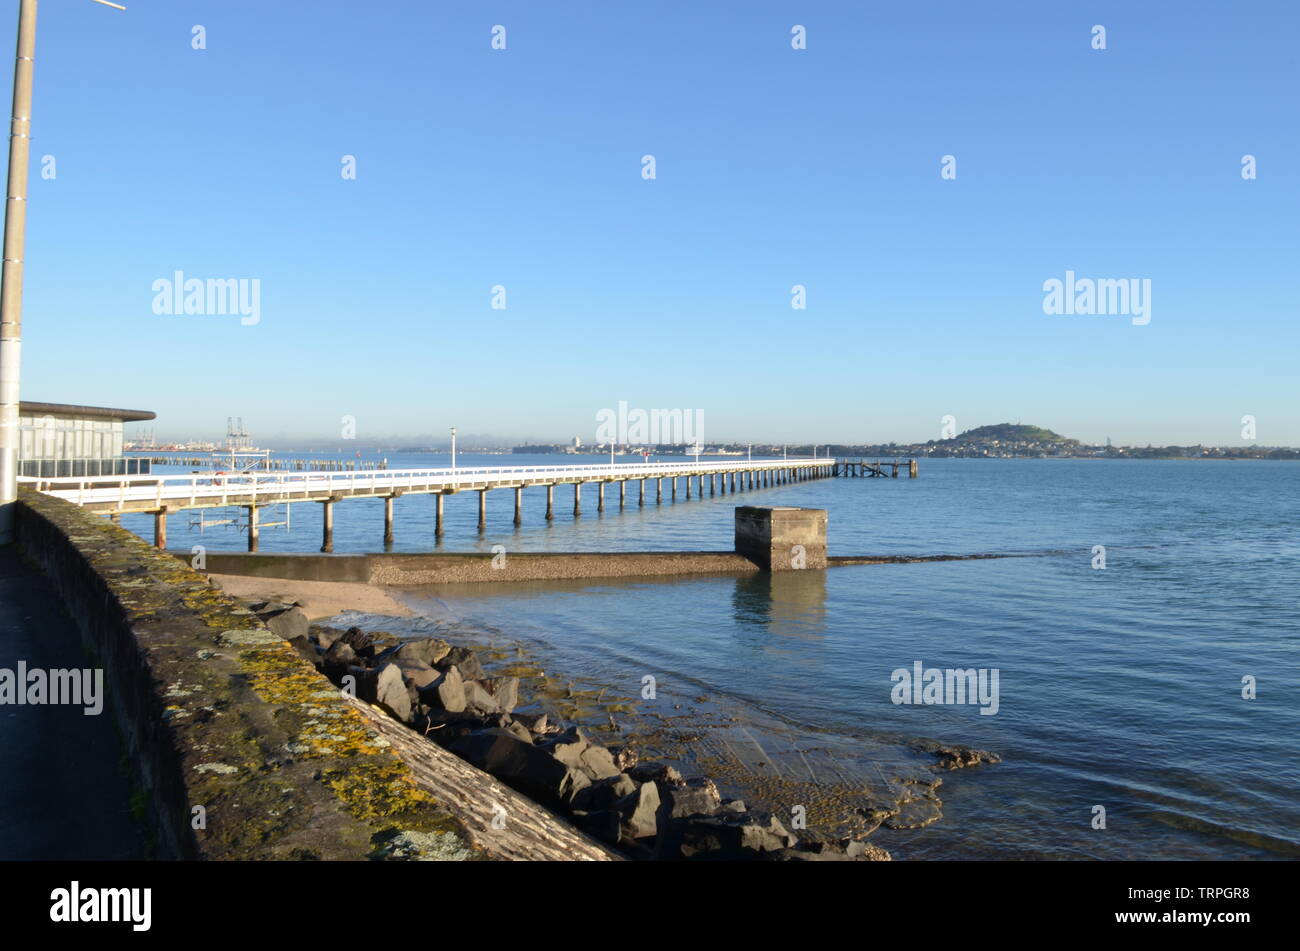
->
[685,477,691,500]
[710,474,716,496]
[656,478,662,503]
[910,460,919,478]
[477,489,487,531]
[735,505,828,571]
[319,500,333,553]
[597,482,605,513]
[435,493,445,537]
[153,509,167,550]
[514,486,523,526]
[698,475,705,497]
[383,495,395,546]
[546,484,554,520]
[574,482,582,516]
[619,480,626,509]
[248,506,260,552]
[671,478,677,501]
[639,479,646,506]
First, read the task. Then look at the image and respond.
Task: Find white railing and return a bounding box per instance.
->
[19,458,837,508]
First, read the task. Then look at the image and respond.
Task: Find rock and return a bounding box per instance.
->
[481,677,520,714]
[676,810,796,859]
[450,730,590,808]
[615,781,661,841]
[339,626,376,658]
[396,660,439,690]
[376,637,452,669]
[373,663,412,722]
[572,809,621,846]
[322,640,356,677]
[572,773,638,812]
[613,746,638,771]
[418,665,466,713]
[260,605,309,641]
[435,647,485,681]
[629,762,685,788]
[310,625,345,649]
[578,743,622,780]
[666,778,722,819]
[286,634,322,670]
[513,712,549,735]
[462,680,501,716]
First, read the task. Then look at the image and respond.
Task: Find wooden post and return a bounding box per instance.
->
[319,500,332,553]
[910,460,918,478]
[514,486,523,525]
[384,495,395,546]
[573,482,581,516]
[546,484,554,520]
[153,508,167,550]
[478,489,487,531]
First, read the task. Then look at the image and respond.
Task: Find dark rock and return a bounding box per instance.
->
[322,640,357,677]
[572,809,621,846]
[435,646,485,681]
[450,730,590,808]
[339,626,376,658]
[285,634,323,670]
[376,637,452,669]
[513,712,549,735]
[374,663,412,722]
[615,781,661,841]
[396,660,439,690]
[310,625,345,649]
[418,665,466,713]
[462,680,501,716]
[666,777,722,819]
[572,773,638,812]
[676,810,796,859]
[629,762,685,788]
[481,677,519,714]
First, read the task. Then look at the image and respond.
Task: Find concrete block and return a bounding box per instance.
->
[734,506,827,571]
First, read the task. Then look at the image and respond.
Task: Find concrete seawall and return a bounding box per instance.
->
[14,489,616,861]
[192,550,764,586]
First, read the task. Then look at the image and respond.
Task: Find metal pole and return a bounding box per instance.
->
[0,0,36,544]
[449,426,456,487]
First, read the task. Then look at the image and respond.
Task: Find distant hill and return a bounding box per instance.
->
[951,423,1077,444]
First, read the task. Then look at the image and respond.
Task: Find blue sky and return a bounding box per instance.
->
[14,0,1299,446]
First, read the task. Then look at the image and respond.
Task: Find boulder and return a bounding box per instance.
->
[513,712,549,735]
[396,660,439,690]
[666,777,722,819]
[286,634,322,671]
[322,640,357,678]
[376,637,452,669]
[676,810,796,859]
[435,646,485,681]
[629,762,685,788]
[260,606,309,641]
[573,809,621,847]
[481,677,520,714]
[616,781,661,841]
[368,663,412,722]
[451,730,590,808]
[418,665,466,713]
[462,681,501,716]
[572,773,638,812]
[310,625,346,650]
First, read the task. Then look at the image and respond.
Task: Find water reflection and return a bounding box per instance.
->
[731,570,827,641]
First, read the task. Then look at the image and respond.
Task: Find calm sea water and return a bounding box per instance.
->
[127,454,1300,859]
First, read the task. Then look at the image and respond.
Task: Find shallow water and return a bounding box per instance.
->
[132,454,1300,858]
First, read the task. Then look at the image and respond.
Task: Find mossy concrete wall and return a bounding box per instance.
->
[14,489,478,860]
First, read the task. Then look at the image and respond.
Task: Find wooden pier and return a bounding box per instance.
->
[835,459,919,478]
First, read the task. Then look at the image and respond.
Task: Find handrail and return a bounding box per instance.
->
[19,458,838,505]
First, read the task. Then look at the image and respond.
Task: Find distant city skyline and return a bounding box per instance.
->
[16,2,1299,447]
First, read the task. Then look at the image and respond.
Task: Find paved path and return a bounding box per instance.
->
[0,546,145,860]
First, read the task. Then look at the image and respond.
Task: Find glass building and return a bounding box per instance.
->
[17,401,155,478]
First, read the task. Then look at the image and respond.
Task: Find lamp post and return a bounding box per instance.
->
[0,0,125,544]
